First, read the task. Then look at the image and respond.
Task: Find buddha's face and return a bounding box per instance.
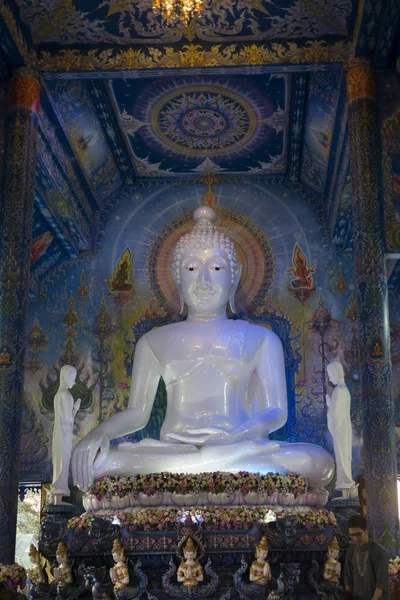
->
[56,553,66,565]
[327,365,337,385]
[184,549,196,561]
[112,550,124,563]
[257,549,268,561]
[178,247,233,314]
[328,548,339,560]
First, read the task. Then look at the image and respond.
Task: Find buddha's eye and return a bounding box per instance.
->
[211,264,225,271]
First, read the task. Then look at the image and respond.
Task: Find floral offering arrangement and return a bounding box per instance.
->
[68,505,336,534]
[0,563,26,591]
[89,471,308,501]
[389,556,400,583]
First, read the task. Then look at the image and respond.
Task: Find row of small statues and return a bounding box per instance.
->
[28,535,341,592]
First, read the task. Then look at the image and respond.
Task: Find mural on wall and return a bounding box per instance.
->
[301,70,342,194]
[45,80,122,203]
[392,156,400,222]
[110,74,289,176]
[0,83,6,182]
[22,181,361,483]
[379,70,400,251]
[14,0,357,46]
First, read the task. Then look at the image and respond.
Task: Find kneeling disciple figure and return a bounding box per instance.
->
[250,536,271,585]
[27,544,45,584]
[177,537,203,588]
[54,542,72,588]
[110,539,129,591]
[323,537,341,583]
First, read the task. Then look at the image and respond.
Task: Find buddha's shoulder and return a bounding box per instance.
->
[141,321,186,343]
[246,321,282,343]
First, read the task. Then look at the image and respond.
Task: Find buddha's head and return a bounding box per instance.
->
[172,206,242,316]
[183,537,198,561]
[28,544,40,565]
[327,537,340,560]
[255,536,269,561]
[112,538,125,563]
[327,360,345,386]
[56,542,68,565]
[60,364,77,389]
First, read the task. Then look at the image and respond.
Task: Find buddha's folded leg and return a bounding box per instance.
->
[93,439,334,488]
[209,441,334,488]
[93,439,200,478]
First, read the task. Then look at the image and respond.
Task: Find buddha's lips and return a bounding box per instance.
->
[193,288,216,300]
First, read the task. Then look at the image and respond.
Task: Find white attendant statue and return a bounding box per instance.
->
[49,365,81,505]
[326,360,357,498]
[72,206,334,491]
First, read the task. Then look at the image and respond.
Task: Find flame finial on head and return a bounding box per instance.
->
[112,538,125,557]
[328,537,340,552]
[183,537,197,554]
[56,542,68,558]
[256,536,269,553]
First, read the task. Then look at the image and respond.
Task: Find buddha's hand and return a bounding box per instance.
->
[165,426,237,445]
[71,432,110,491]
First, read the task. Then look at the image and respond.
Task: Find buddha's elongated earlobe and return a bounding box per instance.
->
[229,264,242,314]
[179,289,185,315]
[172,269,186,315]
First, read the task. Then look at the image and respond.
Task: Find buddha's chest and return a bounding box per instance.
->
[150,322,262,367]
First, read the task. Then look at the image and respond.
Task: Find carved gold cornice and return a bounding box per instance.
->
[37,41,353,72]
[0,2,353,74]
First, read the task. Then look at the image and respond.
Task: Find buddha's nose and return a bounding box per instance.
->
[197,266,211,288]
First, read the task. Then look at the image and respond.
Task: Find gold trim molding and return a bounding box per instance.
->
[36,41,353,72]
[0,2,353,73]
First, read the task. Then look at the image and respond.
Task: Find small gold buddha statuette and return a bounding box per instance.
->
[110,539,129,591]
[177,537,204,588]
[323,537,341,583]
[249,536,272,585]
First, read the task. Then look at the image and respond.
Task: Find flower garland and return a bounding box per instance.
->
[0,563,26,590]
[89,471,308,501]
[389,556,400,584]
[68,506,336,534]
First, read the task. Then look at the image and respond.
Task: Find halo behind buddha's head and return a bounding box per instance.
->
[171,205,242,314]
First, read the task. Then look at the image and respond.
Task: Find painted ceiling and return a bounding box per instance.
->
[1,0,400,291]
[13,0,357,47]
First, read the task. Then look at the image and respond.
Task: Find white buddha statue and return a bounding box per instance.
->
[72,206,334,492]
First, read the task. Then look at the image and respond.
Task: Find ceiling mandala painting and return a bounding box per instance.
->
[110,74,288,176]
[13,0,356,46]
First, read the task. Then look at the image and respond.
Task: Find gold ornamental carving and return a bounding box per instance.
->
[37,40,352,72]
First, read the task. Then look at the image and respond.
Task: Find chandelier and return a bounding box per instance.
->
[152,0,203,25]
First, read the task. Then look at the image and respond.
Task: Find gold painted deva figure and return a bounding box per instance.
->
[323,537,341,583]
[177,537,204,588]
[53,542,72,588]
[27,544,45,584]
[249,536,272,585]
[110,539,129,591]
